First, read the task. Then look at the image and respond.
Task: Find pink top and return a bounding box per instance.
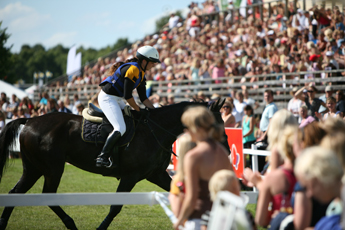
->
[211,66,225,84]
[272,168,297,213]
[299,116,315,128]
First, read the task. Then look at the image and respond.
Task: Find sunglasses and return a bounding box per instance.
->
[307,90,314,93]
[222,106,230,109]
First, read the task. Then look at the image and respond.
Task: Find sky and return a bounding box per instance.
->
[0,0,198,53]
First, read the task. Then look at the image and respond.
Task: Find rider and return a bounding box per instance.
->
[96,46,160,168]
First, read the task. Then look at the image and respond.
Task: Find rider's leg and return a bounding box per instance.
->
[96,90,126,168]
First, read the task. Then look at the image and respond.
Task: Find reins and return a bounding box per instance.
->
[144,117,178,157]
[128,113,178,157]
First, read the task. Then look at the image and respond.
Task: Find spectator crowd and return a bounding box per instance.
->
[1,1,345,229]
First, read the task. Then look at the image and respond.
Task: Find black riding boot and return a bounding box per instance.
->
[96,131,121,168]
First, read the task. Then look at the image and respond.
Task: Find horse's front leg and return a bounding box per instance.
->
[97,176,138,230]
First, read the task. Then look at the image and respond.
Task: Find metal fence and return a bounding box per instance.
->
[34,69,345,113]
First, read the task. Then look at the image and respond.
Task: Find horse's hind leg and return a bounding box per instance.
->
[42,171,78,230]
[0,165,42,230]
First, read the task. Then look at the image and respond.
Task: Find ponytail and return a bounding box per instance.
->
[108,57,139,75]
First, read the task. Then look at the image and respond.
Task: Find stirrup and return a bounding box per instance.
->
[96,156,113,168]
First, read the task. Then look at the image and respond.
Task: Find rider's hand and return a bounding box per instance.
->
[140,108,150,117]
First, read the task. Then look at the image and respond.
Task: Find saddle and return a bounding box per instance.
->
[81,103,135,147]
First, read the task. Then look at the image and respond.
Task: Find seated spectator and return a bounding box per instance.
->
[46,98,58,113]
[294,147,343,230]
[299,105,315,128]
[169,133,196,218]
[206,169,257,230]
[243,124,298,228]
[335,90,345,115]
[287,87,303,123]
[58,100,72,113]
[0,110,5,132]
[317,96,342,120]
[295,85,327,120]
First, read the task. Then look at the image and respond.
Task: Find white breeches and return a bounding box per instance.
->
[98,90,127,136]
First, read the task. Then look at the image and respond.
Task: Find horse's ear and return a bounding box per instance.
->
[208,100,215,111]
[218,98,226,111]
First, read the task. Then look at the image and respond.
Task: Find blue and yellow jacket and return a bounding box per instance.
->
[100,62,148,102]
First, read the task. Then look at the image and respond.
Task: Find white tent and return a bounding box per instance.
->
[0,80,28,100]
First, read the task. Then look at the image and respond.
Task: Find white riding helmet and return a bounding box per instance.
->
[136,46,161,63]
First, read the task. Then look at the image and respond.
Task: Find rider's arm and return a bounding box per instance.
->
[137,80,154,109]
[123,79,140,111]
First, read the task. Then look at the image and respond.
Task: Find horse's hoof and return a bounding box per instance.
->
[0,218,8,230]
[62,216,77,230]
[96,221,110,230]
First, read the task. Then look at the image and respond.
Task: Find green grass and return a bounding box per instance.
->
[0,159,266,230]
[0,159,170,230]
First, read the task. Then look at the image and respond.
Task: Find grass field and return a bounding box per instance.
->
[0,159,264,230]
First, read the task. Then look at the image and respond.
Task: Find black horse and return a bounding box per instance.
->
[0,99,227,230]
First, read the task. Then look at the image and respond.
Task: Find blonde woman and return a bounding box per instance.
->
[173,106,233,230]
[189,58,201,81]
[295,147,343,230]
[221,101,235,128]
[207,170,257,230]
[243,122,298,228]
[169,133,196,217]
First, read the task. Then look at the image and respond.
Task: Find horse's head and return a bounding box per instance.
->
[208,98,230,154]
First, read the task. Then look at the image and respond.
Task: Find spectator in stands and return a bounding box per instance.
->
[242,88,258,109]
[173,106,232,230]
[295,85,327,120]
[234,91,247,127]
[72,94,81,115]
[58,100,72,113]
[317,96,342,120]
[257,89,278,144]
[6,94,19,119]
[167,12,181,30]
[76,103,84,115]
[319,85,334,114]
[221,100,235,128]
[335,90,345,115]
[242,105,256,149]
[210,58,226,84]
[299,105,315,128]
[0,110,5,133]
[294,147,343,230]
[11,106,19,120]
[64,97,74,112]
[288,87,303,123]
[46,98,58,113]
[0,97,8,119]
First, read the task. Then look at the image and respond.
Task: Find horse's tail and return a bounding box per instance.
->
[0,118,28,183]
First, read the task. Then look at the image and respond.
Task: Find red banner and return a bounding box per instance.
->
[225,128,244,179]
[172,129,244,179]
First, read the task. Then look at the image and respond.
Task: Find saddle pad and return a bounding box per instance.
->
[81,116,135,147]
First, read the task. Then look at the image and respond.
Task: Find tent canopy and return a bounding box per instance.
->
[0,80,29,100]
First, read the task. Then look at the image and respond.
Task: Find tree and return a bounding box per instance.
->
[0,21,14,81]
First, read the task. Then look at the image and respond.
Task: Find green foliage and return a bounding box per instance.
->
[155,11,183,32]
[0,21,14,81]
[3,36,130,84]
